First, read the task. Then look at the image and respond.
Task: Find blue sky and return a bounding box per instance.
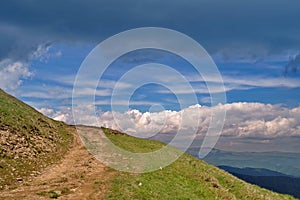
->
[17,44,300,112]
[1,0,300,153]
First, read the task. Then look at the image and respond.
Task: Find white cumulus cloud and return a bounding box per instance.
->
[0,43,61,92]
[39,102,300,140]
[0,59,33,90]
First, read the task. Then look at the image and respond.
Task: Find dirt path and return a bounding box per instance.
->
[0,127,115,200]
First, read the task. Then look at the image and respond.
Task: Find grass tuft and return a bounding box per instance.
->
[37,190,59,198]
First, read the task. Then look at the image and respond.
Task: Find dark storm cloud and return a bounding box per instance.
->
[1,0,300,61]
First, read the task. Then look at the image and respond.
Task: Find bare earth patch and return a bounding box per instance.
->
[0,128,115,200]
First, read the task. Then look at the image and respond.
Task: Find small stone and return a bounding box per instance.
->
[16,177,23,182]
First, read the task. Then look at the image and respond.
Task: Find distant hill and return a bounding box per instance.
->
[187,147,300,177]
[219,166,287,177]
[219,166,300,199]
[0,89,73,188]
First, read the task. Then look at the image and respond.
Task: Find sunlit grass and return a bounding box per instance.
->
[103,128,295,200]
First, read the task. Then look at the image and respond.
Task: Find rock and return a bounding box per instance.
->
[16,177,23,182]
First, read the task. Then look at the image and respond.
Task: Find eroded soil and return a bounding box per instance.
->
[0,128,115,200]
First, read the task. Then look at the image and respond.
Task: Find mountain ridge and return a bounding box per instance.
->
[188,147,300,177]
[219,165,300,198]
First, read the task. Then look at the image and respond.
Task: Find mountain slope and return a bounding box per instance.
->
[0,89,296,199]
[0,89,73,188]
[219,166,300,198]
[99,128,295,200]
[0,128,114,200]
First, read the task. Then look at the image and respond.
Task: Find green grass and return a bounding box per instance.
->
[37,190,59,198]
[0,89,73,188]
[102,127,165,153]
[0,89,72,142]
[103,129,296,200]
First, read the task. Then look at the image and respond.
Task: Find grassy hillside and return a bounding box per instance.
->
[0,89,73,188]
[0,88,296,199]
[102,128,295,200]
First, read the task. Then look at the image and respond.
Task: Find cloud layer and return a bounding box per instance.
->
[39,102,300,140]
[1,0,300,62]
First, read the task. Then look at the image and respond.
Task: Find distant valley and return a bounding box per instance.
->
[187,148,300,198]
[187,148,300,177]
[219,166,300,199]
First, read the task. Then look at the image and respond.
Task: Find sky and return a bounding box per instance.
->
[0,0,300,153]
